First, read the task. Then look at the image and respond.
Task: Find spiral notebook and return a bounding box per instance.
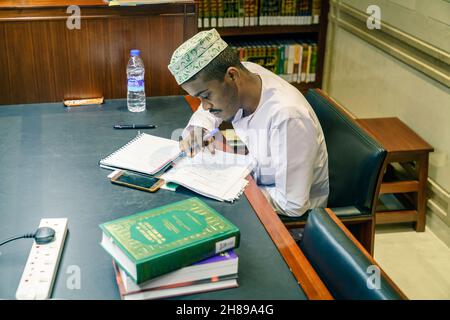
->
[99,133,181,176]
[99,133,255,202]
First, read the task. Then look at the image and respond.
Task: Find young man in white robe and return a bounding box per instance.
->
[168,29,329,217]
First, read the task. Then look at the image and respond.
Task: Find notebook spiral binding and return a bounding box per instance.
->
[100,132,145,164]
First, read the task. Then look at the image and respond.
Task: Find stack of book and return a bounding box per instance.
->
[199,0,322,28]
[114,250,238,300]
[100,197,241,300]
[230,39,318,83]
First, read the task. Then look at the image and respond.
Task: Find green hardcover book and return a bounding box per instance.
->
[203,0,211,28]
[198,0,203,28]
[259,0,269,25]
[217,0,225,27]
[277,41,285,76]
[312,0,321,24]
[210,0,218,28]
[309,44,318,83]
[100,198,240,284]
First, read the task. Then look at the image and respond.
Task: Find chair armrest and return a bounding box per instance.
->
[299,208,407,300]
[330,206,369,217]
[279,206,368,224]
[323,208,408,300]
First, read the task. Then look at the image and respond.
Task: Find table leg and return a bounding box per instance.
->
[415,153,428,232]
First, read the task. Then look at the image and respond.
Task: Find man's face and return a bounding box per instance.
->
[181,69,240,121]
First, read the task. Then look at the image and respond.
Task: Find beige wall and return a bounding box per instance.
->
[340,0,450,52]
[323,0,450,246]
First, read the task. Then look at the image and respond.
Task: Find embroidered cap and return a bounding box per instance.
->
[168,29,228,85]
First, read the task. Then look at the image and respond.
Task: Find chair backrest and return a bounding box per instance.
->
[305,89,386,213]
[299,208,404,300]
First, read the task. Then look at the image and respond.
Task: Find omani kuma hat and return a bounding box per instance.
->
[168,28,228,85]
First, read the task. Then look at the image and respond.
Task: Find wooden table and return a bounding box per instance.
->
[356,117,434,231]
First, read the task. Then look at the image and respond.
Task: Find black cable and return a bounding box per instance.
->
[0,227,55,247]
[0,233,34,247]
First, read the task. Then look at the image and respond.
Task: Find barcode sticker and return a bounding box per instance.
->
[215,237,236,253]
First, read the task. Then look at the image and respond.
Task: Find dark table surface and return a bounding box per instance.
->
[0,96,306,300]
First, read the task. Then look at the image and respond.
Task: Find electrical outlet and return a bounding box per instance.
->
[16,218,68,300]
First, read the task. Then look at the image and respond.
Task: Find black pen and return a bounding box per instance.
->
[114,124,157,129]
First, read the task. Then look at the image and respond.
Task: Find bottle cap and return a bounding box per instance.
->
[130,49,140,56]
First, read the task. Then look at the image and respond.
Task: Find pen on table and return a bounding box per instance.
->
[113,124,157,129]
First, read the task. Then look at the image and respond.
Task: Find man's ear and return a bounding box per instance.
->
[226,67,240,82]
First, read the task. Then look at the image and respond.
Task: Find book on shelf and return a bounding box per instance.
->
[203,0,210,28]
[198,0,203,28]
[300,42,309,83]
[312,0,322,24]
[244,0,258,26]
[100,197,240,284]
[99,132,255,202]
[198,0,321,27]
[229,39,318,85]
[113,250,238,299]
[287,41,295,83]
[210,0,218,28]
[305,42,312,83]
[309,44,318,83]
[292,43,302,83]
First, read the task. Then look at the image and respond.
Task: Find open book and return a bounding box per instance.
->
[99,133,254,202]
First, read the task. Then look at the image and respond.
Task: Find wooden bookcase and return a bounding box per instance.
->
[198,0,329,94]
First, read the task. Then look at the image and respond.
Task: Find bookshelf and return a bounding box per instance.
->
[198,0,329,94]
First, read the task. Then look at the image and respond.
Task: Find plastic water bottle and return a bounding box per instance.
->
[127,49,146,112]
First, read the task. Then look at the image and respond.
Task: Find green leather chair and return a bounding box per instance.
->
[281,89,387,254]
[299,208,406,300]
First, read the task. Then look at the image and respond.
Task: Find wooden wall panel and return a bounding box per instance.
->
[0,3,197,105]
[4,22,39,104]
[0,23,11,103]
[0,1,106,7]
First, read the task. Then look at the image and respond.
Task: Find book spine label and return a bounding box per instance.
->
[216,236,236,253]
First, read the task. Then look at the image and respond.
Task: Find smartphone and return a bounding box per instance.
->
[110,170,164,193]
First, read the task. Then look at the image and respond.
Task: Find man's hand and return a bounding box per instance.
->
[179,126,216,157]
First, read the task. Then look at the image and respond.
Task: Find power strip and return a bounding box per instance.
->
[16,218,68,300]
